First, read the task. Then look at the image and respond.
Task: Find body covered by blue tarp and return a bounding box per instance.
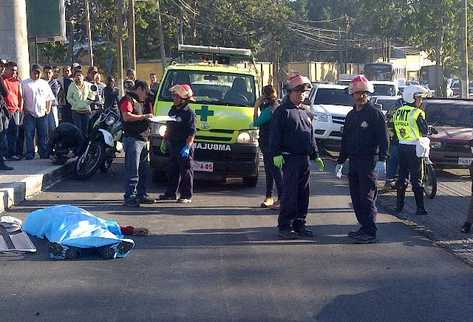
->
[23,205,133,249]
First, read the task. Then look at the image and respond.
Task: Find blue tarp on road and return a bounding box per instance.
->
[23,205,133,249]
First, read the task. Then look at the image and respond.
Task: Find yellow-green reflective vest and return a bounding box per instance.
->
[393,105,425,144]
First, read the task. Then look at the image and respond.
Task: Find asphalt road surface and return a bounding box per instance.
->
[1,160,473,322]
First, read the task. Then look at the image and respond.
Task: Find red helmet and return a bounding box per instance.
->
[286,74,312,91]
[350,75,374,94]
[170,84,196,101]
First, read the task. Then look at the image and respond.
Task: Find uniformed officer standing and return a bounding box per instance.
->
[336,75,388,244]
[159,84,197,203]
[393,85,430,216]
[270,74,325,239]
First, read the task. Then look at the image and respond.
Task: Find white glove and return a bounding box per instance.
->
[374,161,386,177]
[335,164,343,179]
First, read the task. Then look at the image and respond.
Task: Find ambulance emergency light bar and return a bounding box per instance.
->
[177,44,255,66]
[178,45,252,57]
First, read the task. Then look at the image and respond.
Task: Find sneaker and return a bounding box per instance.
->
[138,196,157,204]
[123,199,140,207]
[177,198,192,204]
[294,226,314,238]
[270,200,280,210]
[461,222,472,233]
[260,197,274,208]
[416,208,428,216]
[158,194,177,201]
[349,232,377,244]
[7,155,21,161]
[98,240,135,260]
[48,242,80,260]
[347,228,363,238]
[278,229,298,240]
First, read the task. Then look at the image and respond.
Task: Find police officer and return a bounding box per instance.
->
[158,84,196,203]
[393,85,430,216]
[336,75,388,244]
[270,74,325,239]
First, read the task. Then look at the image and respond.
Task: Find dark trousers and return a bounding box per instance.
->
[165,143,194,199]
[123,136,150,201]
[6,118,19,157]
[60,104,73,124]
[72,111,91,138]
[386,143,399,180]
[261,145,282,199]
[348,157,378,236]
[397,144,422,193]
[24,113,49,159]
[278,155,310,230]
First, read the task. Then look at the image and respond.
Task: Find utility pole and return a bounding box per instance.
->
[128,0,136,71]
[462,0,469,98]
[116,0,125,95]
[84,0,94,66]
[156,0,167,67]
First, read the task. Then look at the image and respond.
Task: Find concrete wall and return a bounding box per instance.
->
[0,0,30,79]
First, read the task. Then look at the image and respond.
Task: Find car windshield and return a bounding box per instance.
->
[426,103,473,127]
[373,84,397,96]
[159,70,256,107]
[376,99,402,112]
[314,88,353,106]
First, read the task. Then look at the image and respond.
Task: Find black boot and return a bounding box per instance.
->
[396,187,406,212]
[0,159,13,171]
[461,222,472,233]
[414,189,428,215]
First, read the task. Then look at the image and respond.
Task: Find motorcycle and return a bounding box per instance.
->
[75,85,123,179]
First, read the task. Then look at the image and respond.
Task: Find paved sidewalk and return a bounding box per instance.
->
[377,169,473,265]
[0,159,73,213]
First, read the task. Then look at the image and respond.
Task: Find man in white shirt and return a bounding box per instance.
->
[22,64,55,160]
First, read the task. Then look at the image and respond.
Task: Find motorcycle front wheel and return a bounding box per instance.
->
[75,141,104,180]
[423,162,437,199]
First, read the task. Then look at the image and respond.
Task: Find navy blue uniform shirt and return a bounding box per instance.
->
[166,104,196,146]
[270,97,318,159]
[338,102,389,163]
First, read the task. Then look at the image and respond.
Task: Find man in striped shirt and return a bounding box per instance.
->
[43,65,60,136]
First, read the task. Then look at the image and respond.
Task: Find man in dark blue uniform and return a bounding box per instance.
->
[159,84,196,203]
[270,74,325,239]
[336,75,389,244]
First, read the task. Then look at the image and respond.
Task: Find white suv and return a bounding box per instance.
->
[308,84,354,150]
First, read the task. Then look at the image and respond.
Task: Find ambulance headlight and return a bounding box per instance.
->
[315,112,329,123]
[237,130,258,144]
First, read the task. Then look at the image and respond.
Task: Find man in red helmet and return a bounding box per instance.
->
[270,74,325,239]
[336,75,388,244]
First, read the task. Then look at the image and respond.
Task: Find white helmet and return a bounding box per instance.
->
[402,85,430,104]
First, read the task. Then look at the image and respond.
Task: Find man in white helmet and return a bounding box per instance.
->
[336,75,389,244]
[393,85,430,216]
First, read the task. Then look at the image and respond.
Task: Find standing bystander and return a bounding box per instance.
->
[43,65,60,133]
[0,59,13,170]
[119,80,156,207]
[2,61,23,161]
[67,70,93,137]
[22,64,55,160]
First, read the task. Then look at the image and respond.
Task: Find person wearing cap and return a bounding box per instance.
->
[119,80,156,207]
[158,84,197,203]
[22,64,56,160]
[336,75,388,244]
[393,85,430,216]
[270,74,325,239]
[2,61,23,161]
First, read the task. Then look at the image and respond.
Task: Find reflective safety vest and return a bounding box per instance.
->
[393,105,425,144]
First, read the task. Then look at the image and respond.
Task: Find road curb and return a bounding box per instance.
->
[0,160,75,214]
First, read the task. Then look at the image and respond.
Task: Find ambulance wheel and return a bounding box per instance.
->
[243,176,258,187]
